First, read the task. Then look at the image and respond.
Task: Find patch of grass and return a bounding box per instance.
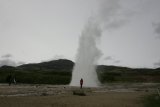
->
[143,94,160,107]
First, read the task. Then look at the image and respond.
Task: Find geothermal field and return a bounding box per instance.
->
[0,83,159,107]
[1,0,160,107]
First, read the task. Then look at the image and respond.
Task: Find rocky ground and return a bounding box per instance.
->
[0,83,159,107]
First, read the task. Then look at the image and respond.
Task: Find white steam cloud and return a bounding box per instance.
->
[97,0,130,30]
[70,0,130,87]
[70,19,102,87]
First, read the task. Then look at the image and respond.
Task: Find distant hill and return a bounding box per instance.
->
[18,59,74,72]
[0,59,160,84]
[97,65,160,83]
[0,59,74,84]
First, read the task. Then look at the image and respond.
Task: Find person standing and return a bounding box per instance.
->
[6,74,12,86]
[80,78,83,89]
[13,77,16,85]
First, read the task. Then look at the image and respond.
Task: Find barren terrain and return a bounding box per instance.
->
[0,83,159,107]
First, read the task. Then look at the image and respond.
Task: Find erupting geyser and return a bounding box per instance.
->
[70,0,128,87]
[70,19,102,87]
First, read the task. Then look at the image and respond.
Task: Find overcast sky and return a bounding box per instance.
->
[0,0,160,68]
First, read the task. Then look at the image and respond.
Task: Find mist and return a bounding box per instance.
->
[70,19,101,87]
[70,0,127,87]
[0,59,17,67]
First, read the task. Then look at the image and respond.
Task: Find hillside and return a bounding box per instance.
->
[97,65,160,83]
[0,59,160,84]
[18,59,74,72]
[0,59,73,84]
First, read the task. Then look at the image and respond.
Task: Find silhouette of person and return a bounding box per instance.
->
[13,77,16,85]
[6,74,12,86]
[80,78,83,89]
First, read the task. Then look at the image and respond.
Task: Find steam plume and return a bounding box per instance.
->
[70,19,101,87]
[70,0,128,87]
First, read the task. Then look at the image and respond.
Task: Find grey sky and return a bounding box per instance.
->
[0,0,160,68]
[1,53,12,58]
[153,22,160,38]
[154,60,160,68]
[104,56,121,64]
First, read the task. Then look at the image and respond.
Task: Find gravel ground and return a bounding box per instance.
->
[0,83,159,107]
